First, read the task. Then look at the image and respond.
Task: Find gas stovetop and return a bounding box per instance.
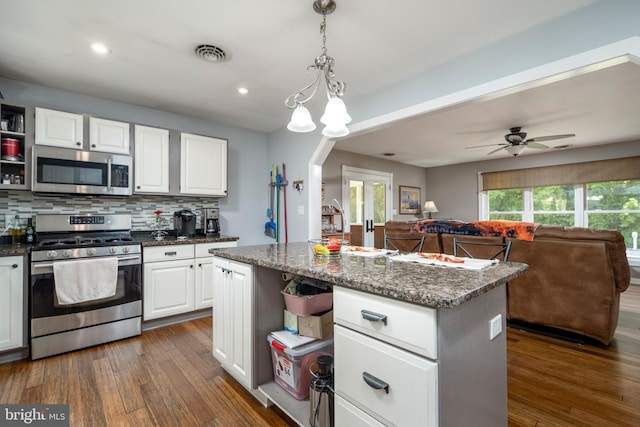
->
[31,213,141,261]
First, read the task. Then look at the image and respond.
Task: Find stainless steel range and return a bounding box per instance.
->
[29,213,141,359]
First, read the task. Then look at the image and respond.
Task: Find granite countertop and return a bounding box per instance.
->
[210,242,528,309]
[136,234,239,247]
[0,244,30,257]
[0,234,239,255]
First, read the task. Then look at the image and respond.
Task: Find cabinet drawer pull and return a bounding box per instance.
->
[361,309,388,326]
[164,251,177,256]
[362,372,389,394]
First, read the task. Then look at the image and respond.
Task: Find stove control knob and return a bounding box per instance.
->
[63,250,73,258]
[46,250,58,259]
[122,246,131,254]
[87,248,97,256]
[109,247,118,255]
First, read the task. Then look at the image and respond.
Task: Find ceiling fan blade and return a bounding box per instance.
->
[487,146,507,155]
[465,143,507,149]
[526,133,575,143]
[525,142,549,149]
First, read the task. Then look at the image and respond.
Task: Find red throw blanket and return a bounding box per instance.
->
[411,219,539,241]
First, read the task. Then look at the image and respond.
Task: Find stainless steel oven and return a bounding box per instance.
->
[29,214,141,359]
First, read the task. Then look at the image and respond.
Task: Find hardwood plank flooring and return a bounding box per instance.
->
[0,285,638,426]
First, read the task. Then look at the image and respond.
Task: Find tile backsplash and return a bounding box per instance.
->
[0,190,218,232]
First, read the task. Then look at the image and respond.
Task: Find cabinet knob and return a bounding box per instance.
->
[91,144,96,148]
[198,263,202,267]
[12,264,18,268]
[76,141,81,146]
[136,186,141,189]
[190,264,194,269]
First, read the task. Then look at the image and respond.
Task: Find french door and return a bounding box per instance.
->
[342,166,392,248]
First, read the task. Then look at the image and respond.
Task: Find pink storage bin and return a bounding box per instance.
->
[281,289,332,316]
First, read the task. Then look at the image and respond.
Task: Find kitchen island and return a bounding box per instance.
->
[210,242,528,427]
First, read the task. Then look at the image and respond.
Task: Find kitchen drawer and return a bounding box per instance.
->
[143,244,194,262]
[334,325,438,427]
[335,395,386,427]
[334,287,437,359]
[195,241,237,257]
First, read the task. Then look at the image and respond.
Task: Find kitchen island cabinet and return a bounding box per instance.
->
[209,242,528,427]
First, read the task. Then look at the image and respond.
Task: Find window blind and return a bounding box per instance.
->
[481,156,640,191]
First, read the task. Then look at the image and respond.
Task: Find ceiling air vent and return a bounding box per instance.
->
[194,44,229,63]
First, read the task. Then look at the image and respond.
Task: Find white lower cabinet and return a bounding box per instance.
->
[0,256,25,352]
[335,395,386,427]
[211,256,253,388]
[143,245,194,320]
[334,286,438,427]
[334,325,438,427]
[143,242,237,320]
[194,242,237,309]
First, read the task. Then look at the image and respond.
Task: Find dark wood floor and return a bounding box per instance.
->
[0,286,638,426]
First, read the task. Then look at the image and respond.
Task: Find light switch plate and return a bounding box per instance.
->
[489,314,502,340]
[297,205,304,215]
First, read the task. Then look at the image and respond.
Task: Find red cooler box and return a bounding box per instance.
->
[267,335,333,400]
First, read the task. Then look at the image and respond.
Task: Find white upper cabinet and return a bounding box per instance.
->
[180,132,227,196]
[89,117,130,154]
[35,107,83,149]
[134,125,169,193]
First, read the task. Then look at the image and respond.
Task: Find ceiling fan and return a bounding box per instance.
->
[466,127,575,157]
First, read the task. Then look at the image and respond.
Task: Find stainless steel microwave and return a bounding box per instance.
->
[32,145,132,196]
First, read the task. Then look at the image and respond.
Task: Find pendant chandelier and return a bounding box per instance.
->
[285,0,351,137]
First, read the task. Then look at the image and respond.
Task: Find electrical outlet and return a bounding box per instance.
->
[489,314,502,340]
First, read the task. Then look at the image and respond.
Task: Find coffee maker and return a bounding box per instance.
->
[203,208,220,237]
[173,209,197,237]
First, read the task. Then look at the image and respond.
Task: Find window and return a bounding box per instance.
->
[532,184,576,226]
[487,188,523,221]
[483,179,640,248]
[586,180,640,247]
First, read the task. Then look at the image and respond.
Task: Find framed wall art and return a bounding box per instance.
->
[399,185,421,214]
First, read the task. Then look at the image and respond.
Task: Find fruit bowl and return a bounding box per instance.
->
[308,238,348,257]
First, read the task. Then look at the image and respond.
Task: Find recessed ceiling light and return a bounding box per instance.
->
[238,87,249,95]
[91,43,111,55]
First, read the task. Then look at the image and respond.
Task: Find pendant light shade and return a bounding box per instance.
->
[320,96,351,126]
[287,105,317,132]
[284,0,350,137]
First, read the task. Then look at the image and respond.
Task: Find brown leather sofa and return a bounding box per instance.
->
[384,220,631,344]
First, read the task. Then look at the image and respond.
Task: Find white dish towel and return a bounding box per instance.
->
[53,257,119,305]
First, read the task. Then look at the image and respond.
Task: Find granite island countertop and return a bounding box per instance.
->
[210,241,528,309]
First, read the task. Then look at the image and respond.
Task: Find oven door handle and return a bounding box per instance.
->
[32,255,141,269]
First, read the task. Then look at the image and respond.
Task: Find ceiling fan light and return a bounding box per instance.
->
[320,96,351,125]
[505,145,526,156]
[287,105,316,132]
